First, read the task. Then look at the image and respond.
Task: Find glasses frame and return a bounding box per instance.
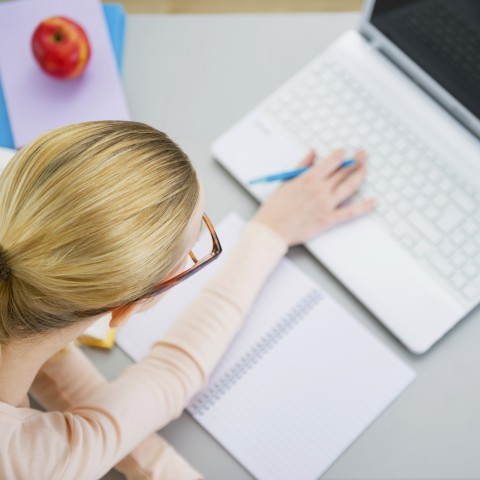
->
[76,213,222,318]
[142,213,222,298]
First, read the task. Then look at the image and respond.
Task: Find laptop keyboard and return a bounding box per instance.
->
[263,58,480,303]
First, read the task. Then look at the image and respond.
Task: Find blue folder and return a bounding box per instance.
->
[0,3,126,149]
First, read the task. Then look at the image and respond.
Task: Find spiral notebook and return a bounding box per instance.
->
[116,213,416,480]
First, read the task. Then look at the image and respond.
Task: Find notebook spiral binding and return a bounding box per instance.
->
[189,288,322,417]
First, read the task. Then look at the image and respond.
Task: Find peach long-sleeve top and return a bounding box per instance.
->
[0,221,287,480]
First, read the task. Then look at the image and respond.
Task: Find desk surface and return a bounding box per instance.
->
[92,13,480,480]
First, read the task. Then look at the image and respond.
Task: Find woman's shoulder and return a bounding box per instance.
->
[0,402,122,479]
[0,404,71,479]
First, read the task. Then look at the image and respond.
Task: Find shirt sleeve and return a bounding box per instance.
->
[22,221,287,480]
[30,344,202,479]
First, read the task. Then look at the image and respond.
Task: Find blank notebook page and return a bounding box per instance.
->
[117,213,416,480]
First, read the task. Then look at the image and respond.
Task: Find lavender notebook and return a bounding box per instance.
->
[0,0,130,148]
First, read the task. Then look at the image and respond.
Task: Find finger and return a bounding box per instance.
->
[332,198,377,224]
[331,164,367,205]
[304,148,347,180]
[327,150,367,188]
[296,149,316,169]
[328,162,361,190]
[320,148,346,176]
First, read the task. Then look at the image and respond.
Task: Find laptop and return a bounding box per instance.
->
[212,0,480,354]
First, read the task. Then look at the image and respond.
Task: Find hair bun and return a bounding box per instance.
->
[0,250,11,281]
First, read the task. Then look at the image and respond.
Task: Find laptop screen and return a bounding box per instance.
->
[371,0,480,120]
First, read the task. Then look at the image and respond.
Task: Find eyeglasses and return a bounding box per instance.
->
[76,213,222,318]
[142,213,222,298]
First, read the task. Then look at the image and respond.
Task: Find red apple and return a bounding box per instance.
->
[31,16,91,79]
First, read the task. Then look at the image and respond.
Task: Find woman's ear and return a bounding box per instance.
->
[109,303,139,328]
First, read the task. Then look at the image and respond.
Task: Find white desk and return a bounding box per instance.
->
[92,13,480,479]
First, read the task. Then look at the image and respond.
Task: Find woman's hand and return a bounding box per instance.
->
[252,149,376,247]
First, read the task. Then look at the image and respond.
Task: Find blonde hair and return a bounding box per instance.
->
[0,121,199,356]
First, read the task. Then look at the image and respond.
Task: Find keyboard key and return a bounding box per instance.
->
[369,155,382,168]
[463,281,480,300]
[392,177,406,189]
[377,202,388,215]
[385,128,397,141]
[299,130,312,143]
[301,111,313,123]
[417,158,430,171]
[463,262,478,278]
[390,153,402,166]
[463,242,477,257]
[375,179,389,194]
[384,209,400,225]
[406,150,419,162]
[439,240,455,256]
[403,185,416,198]
[451,272,468,289]
[439,178,453,193]
[451,230,466,246]
[451,189,476,213]
[368,132,382,146]
[293,84,308,98]
[320,130,334,142]
[305,96,318,108]
[397,201,412,215]
[414,196,429,209]
[379,144,392,156]
[452,251,467,267]
[400,163,414,176]
[412,173,426,187]
[428,169,441,182]
[407,211,442,243]
[385,191,400,205]
[393,220,410,238]
[280,92,292,103]
[436,204,464,232]
[463,220,478,235]
[425,205,440,221]
[395,138,408,151]
[428,253,455,276]
[402,234,417,248]
[413,240,431,258]
[374,118,386,130]
[432,194,448,208]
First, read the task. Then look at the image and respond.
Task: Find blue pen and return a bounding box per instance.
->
[248,159,357,185]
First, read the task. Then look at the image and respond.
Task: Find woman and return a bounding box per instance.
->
[0,121,374,479]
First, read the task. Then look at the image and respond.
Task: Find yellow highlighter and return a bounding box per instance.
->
[77,313,116,349]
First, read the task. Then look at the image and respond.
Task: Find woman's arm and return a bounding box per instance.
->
[30,344,202,479]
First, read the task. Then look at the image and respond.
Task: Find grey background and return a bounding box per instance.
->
[94,13,480,479]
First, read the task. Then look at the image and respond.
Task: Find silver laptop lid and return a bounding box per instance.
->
[361,0,480,139]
